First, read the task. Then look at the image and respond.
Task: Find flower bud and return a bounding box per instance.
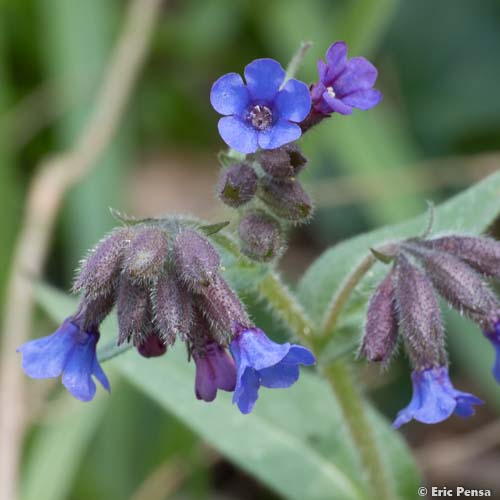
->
[117,278,151,345]
[73,227,132,297]
[152,268,193,345]
[395,254,446,371]
[174,229,220,291]
[238,210,282,262]
[137,332,167,358]
[216,163,258,207]
[123,226,168,282]
[404,243,498,320]
[259,177,313,222]
[360,269,398,363]
[423,235,500,279]
[256,144,307,179]
[197,275,249,346]
[74,292,116,332]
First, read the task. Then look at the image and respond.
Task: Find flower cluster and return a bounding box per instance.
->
[360,234,500,428]
[18,219,315,413]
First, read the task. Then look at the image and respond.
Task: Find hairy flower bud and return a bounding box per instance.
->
[117,278,151,345]
[152,268,193,345]
[137,331,167,358]
[73,227,132,297]
[422,235,500,279]
[404,243,498,320]
[255,143,307,179]
[259,177,313,222]
[238,210,283,262]
[216,163,258,207]
[174,229,220,291]
[74,292,116,332]
[395,254,446,370]
[360,269,399,363]
[123,226,168,282]
[197,275,249,346]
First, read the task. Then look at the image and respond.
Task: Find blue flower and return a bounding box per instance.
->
[229,326,315,414]
[392,366,483,428]
[193,341,236,402]
[210,59,311,154]
[17,318,110,402]
[311,41,382,116]
[485,319,500,383]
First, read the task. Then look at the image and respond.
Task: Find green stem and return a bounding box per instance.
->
[282,41,313,86]
[259,272,395,500]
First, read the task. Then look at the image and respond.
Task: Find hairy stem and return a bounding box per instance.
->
[282,41,313,86]
[259,272,395,500]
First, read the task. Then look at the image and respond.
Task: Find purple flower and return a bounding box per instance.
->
[210,59,311,154]
[193,341,237,402]
[229,326,315,414]
[311,41,382,116]
[392,366,483,428]
[17,318,110,402]
[485,319,500,383]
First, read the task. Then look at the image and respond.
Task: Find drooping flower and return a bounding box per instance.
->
[193,341,237,402]
[485,319,500,383]
[17,318,110,402]
[392,366,483,428]
[229,326,315,414]
[210,58,311,154]
[311,41,382,116]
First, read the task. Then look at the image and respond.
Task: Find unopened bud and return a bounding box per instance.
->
[360,269,398,363]
[404,243,498,320]
[216,163,257,207]
[117,278,151,345]
[74,292,116,331]
[137,332,167,358]
[73,227,132,297]
[174,229,220,291]
[395,254,446,371]
[152,268,193,345]
[123,226,168,282]
[422,235,500,279]
[238,210,282,262]
[256,144,307,179]
[259,177,313,222]
[197,275,249,346]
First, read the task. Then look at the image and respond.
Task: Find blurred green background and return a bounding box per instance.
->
[1,0,500,498]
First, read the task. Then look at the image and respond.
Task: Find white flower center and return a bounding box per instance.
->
[326,86,336,98]
[248,105,273,130]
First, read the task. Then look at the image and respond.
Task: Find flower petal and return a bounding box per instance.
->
[317,59,328,82]
[275,78,311,122]
[244,58,285,102]
[342,89,382,110]
[322,92,353,115]
[61,333,99,401]
[195,357,218,402]
[325,41,348,80]
[17,320,78,379]
[213,349,237,392]
[210,72,250,116]
[258,120,302,150]
[334,57,378,96]
[233,367,260,414]
[93,357,110,393]
[218,116,258,154]
[281,345,316,365]
[259,362,300,388]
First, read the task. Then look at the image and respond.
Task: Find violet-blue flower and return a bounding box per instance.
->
[311,41,382,116]
[229,326,315,414]
[210,58,311,154]
[485,319,500,384]
[392,366,483,429]
[193,341,236,402]
[17,317,110,402]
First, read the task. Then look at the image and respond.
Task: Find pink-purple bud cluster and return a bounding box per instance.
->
[360,233,500,428]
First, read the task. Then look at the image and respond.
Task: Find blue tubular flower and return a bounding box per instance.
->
[392,367,483,429]
[485,319,500,383]
[17,318,110,402]
[193,341,237,402]
[229,326,315,414]
[311,41,382,116]
[210,59,311,154]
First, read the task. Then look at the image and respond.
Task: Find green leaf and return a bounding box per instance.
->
[298,171,500,334]
[36,285,420,500]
